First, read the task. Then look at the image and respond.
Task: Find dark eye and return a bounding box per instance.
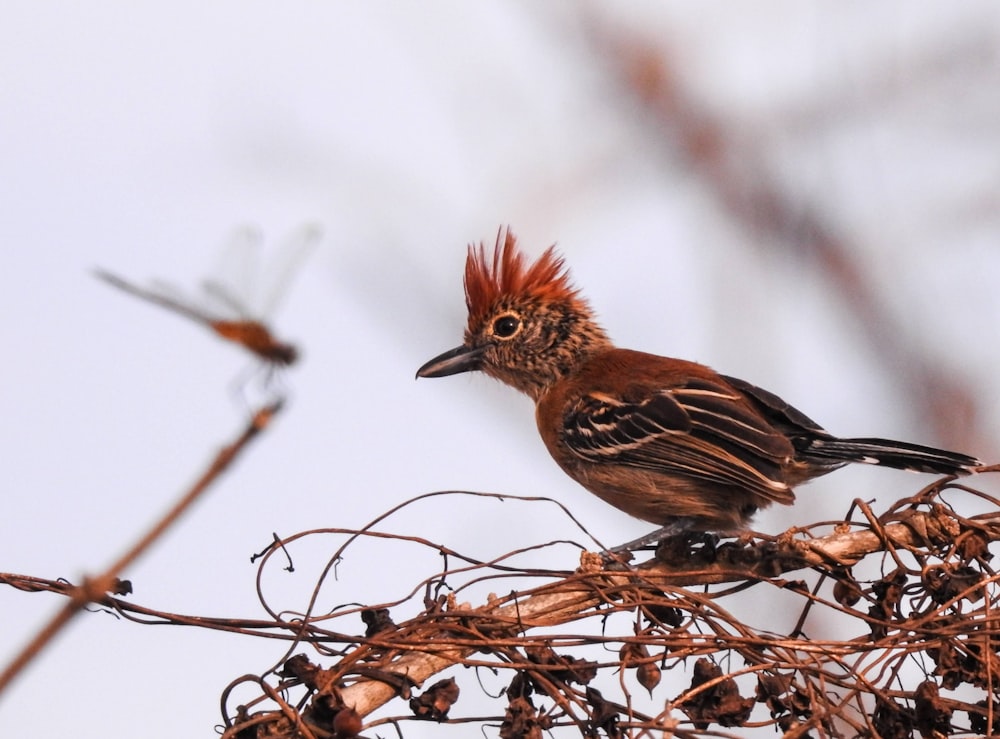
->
[492,314,520,338]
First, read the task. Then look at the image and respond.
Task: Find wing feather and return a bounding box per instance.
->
[561,378,795,503]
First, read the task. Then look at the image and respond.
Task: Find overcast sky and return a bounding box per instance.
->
[3,3,1000,736]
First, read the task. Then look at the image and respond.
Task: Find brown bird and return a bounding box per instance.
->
[417,228,981,550]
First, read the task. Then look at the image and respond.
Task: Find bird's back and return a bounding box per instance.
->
[535,349,800,530]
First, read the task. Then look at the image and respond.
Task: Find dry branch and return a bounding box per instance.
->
[6,478,1000,738]
[338,498,1000,720]
[0,401,283,698]
[224,478,1000,738]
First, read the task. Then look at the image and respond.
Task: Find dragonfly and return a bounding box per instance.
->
[95,225,321,369]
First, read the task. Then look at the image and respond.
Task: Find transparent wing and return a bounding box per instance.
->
[201,278,250,319]
[258,223,322,319]
[201,226,263,319]
[94,269,216,326]
[197,224,319,320]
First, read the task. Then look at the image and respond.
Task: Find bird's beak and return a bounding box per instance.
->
[416,344,485,378]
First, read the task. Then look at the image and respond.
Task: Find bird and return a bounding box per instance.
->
[416,227,981,551]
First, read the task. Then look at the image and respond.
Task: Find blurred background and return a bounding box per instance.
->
[2,2,999,736]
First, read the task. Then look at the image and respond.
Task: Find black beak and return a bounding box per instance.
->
[416,344,484,378]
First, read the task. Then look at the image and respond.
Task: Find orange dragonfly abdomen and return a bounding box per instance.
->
[210,320,298,365]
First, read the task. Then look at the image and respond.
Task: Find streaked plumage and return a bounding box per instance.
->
[417,228,980,545]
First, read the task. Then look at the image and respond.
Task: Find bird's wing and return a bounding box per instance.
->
[561,377,796,503]
[719,374,828,438]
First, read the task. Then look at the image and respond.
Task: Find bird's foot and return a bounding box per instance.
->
[605,518,698,554]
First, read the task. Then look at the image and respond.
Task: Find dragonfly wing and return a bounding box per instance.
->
[201,226,263,318]
[94,269,214,326]
[201,278,250,319]
[258,223,322,318]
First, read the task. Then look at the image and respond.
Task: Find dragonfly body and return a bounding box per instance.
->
[94,269,298,366]
[211,320,297,365]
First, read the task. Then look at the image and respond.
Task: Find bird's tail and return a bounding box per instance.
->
[804,437,980,476]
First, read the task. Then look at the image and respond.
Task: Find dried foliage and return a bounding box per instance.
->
[212,473,1000,737]
[6,472,1000,738]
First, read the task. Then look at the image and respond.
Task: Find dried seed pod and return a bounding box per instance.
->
[618,642,648,665]
[636,660,662,695]
[410,677,460,721]
[332,707,362,738]
[361,607,397,637]
[832,571,863,608]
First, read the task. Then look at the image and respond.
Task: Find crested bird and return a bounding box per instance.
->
[417,228,980,551]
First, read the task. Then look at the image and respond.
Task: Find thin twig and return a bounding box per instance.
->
[0,401,283,698]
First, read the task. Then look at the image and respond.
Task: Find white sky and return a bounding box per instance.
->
[2,3,999,736]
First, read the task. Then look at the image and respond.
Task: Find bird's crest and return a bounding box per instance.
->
[464,227,583,327]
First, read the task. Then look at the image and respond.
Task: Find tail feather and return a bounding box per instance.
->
[804,437,980,476]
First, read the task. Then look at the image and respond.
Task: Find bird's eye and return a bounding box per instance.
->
[492,314,521,339]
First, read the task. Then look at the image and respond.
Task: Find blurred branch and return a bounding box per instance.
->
[582,23,985,455]
[0,400,283,698]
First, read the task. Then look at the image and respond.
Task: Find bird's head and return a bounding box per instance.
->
[417,228,610,399]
